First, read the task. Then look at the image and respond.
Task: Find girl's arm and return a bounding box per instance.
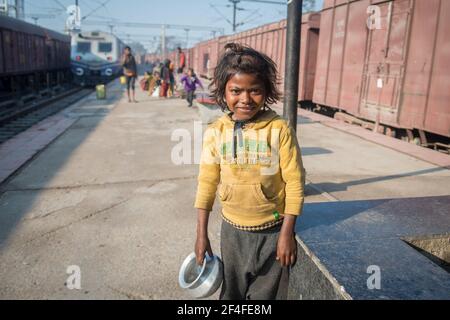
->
[195,209,213,265]
[277,125,306,267]
[277,214,298,267]
[195,77,204,90]
[194,126,220,265]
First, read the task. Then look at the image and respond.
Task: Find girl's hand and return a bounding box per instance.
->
[276,214,298,267]
[195,235,213,266]
[276,233,297,267]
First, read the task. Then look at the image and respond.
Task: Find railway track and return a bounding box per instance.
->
[0,87,93,145]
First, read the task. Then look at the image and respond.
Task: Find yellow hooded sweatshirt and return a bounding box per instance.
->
[194,109,306,228]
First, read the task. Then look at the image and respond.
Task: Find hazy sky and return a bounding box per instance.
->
[24,0,323,51]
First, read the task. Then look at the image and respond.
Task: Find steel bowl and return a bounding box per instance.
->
[178,252,224,299]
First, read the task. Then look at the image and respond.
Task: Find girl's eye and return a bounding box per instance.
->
[231,89,241,95]
[251,89,262,94]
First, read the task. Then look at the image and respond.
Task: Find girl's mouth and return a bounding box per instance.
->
[237,106,256,112]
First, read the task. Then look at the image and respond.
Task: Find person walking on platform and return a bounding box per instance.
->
[121,46,138,103]
[180,68,203,107]
[194,43,306,300]
[177,47,186,74]
[160,59,171,98]
[169,61,176,98]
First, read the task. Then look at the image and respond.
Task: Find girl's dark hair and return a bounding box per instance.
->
[210,43,281,111]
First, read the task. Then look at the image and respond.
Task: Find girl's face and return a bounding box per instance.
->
[225,73,265,121]
[188,70,193,77]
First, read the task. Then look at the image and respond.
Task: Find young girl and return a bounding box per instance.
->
[180,68,204,107]
[194,43,306,300]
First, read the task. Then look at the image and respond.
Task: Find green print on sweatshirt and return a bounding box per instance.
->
[220,139,273,166]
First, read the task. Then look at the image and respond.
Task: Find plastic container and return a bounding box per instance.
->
[96,84,106,100]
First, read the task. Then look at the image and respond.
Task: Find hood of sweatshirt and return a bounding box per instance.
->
[216,109,281,159]
[217,109,280,130]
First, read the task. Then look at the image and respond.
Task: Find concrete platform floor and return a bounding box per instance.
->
[0,78,449,299]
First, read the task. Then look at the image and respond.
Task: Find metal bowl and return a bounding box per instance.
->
[178,252,224,299]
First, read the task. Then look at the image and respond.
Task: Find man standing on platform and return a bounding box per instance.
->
[177,47,186,74]
[121,46,138,103]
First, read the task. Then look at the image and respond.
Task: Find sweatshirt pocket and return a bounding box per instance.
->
[218,184,232,202]
[219,183,277,215]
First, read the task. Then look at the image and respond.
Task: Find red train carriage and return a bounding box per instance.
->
[0,15,71,96]
[188,38,220,79]
[220,13,320,102]
[159,0,450,144]
[315,0,450,140]
[184,13,320,103]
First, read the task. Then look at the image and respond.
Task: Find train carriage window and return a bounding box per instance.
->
[98,42,112,53]
[77,42,91,53]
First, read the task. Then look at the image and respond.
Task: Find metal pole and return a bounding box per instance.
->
[283,0,302,132]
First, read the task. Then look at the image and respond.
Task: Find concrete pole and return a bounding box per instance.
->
[75,0,79,22]
[161,24,166,59]
[0,0,7,16]
[15,0,24,19]
[283,0,303,132]
[185,28,190,48]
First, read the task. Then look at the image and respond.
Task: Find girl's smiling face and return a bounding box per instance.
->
[225,73,265,121]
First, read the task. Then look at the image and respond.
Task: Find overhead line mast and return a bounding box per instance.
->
[228,0,286,32]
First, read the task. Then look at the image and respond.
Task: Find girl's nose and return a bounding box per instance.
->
[240,91,251,104]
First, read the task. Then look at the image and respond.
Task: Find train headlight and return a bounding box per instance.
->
[75,68,84,76]
[105,68,113,76]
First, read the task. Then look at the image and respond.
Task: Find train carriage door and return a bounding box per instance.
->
[45,38,53,69]
[3,30,14,73]
[17,33,23,72]
[26,34,33,71]
[361,0,411,121]
[0,31,4,74]
[37,37,44,69]
[203,53,209,77]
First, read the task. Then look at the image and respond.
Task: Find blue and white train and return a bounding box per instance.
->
[71,31,126,86]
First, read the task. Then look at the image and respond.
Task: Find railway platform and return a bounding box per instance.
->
[0,78,449,299]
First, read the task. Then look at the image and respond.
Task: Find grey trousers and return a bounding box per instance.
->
[186,90,195,106]
[219,221,290,300]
